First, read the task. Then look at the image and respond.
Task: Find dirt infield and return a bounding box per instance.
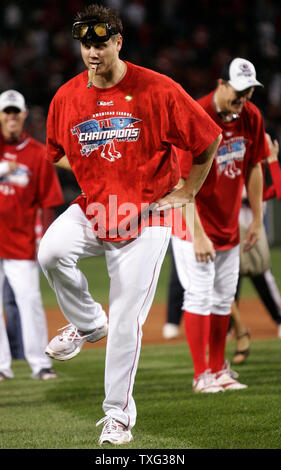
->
[46,298,280,348]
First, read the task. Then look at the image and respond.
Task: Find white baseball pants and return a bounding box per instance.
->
[171,236,240,315]
[0,259,52,377]
[38,204,171,429]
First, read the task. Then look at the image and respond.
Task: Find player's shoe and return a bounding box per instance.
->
[31,368,58,380]
[96,417,133,445]
[192,369,224,393]
[215,362,248,390]
[0,372,13,382]
[45,323,108,361]
[162,323,180,339]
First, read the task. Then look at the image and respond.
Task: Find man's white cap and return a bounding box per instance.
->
[0,89,26,112]
[223,58,263,91]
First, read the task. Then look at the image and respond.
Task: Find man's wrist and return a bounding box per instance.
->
[267,154,278,163]
[252,216,263,226]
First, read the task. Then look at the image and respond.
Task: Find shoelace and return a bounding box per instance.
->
[96,416,125,433]
[219,361,239,379]
[199,369,216,383]
[196,369,225,390]
[58,324,83,342]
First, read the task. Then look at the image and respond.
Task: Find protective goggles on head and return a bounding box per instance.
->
[72,20,118,43]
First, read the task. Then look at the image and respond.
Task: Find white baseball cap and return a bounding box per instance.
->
[222,58,263,91]
[0,89,26,112]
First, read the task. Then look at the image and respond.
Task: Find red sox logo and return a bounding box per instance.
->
[216,137,247,179]
[238,62,253,77]
[0,162,30,195]
[72,114,141,161]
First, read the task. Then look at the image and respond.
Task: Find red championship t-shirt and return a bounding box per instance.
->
[0,133,64,260]
[174,91,270,249]
[46,61,221,241]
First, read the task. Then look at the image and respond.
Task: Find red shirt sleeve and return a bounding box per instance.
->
[37,147,65,208]
[46,96,65,163]
[164,82,222,156]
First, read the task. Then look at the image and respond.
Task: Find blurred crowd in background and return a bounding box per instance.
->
[1,0,281,208]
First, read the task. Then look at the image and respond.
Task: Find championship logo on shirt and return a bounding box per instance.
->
[0,162,30,195]
[216,136,247,179]
[71,112,141,161]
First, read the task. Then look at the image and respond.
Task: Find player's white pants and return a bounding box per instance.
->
[171,236,240,315]
[38,204,171,429]
[0,259,52,377]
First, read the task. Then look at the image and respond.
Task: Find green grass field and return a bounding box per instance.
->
[1,340,281,449]
[1,247,281,451]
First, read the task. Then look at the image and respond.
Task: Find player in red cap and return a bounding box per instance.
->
[0,89,64,381]
[171,57,269,392]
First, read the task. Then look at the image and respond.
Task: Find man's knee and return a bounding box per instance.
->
[183,289,212,315]
[213,292,235,316]
[37,236,59,271]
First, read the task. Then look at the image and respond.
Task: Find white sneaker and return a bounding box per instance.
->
[96,416,133,445]
[45,323,108,361]
[192,369,224,393]
[216,362,248,390]
[0,372,12,382]
[162,323,180,339]
[31,368,58,380]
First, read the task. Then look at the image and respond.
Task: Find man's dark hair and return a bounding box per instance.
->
[220,59,232,81]
[75,4,123,35]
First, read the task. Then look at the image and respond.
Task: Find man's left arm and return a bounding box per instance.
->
[243,162,263,251]
[54,155,72,171]
[155,134,222,210]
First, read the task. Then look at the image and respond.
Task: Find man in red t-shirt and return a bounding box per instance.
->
[164,134,281,351]
[171,57,268,392]
[231,133,281,363]
[37,3,222,445]
[0,89,64,381]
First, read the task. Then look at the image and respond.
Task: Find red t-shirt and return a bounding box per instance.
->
[0,133,64,260]
[46,61,221,241]
[175,91,270,249]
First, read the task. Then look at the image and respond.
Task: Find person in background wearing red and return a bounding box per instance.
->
[0,89,64,381]
[171,58,268,392]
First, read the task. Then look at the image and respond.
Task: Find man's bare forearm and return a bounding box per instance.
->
[242,162,263,251]
[54,155,72,171]
[246,163,263,223]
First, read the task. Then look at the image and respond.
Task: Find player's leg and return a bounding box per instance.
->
[38,204,107,331]
[234,274,243,302]
[38,204,108,360]
[171,236,222,393]
[0,261,14,380]
[4,259,53,377]
[3,277,25,360]
[229,273,243,336]
[251,269,281,329]
[162,246,184,339]
[209,247,240,371]
[97,226,170,440]
[209,245,247,390]
[231,275,251,364]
